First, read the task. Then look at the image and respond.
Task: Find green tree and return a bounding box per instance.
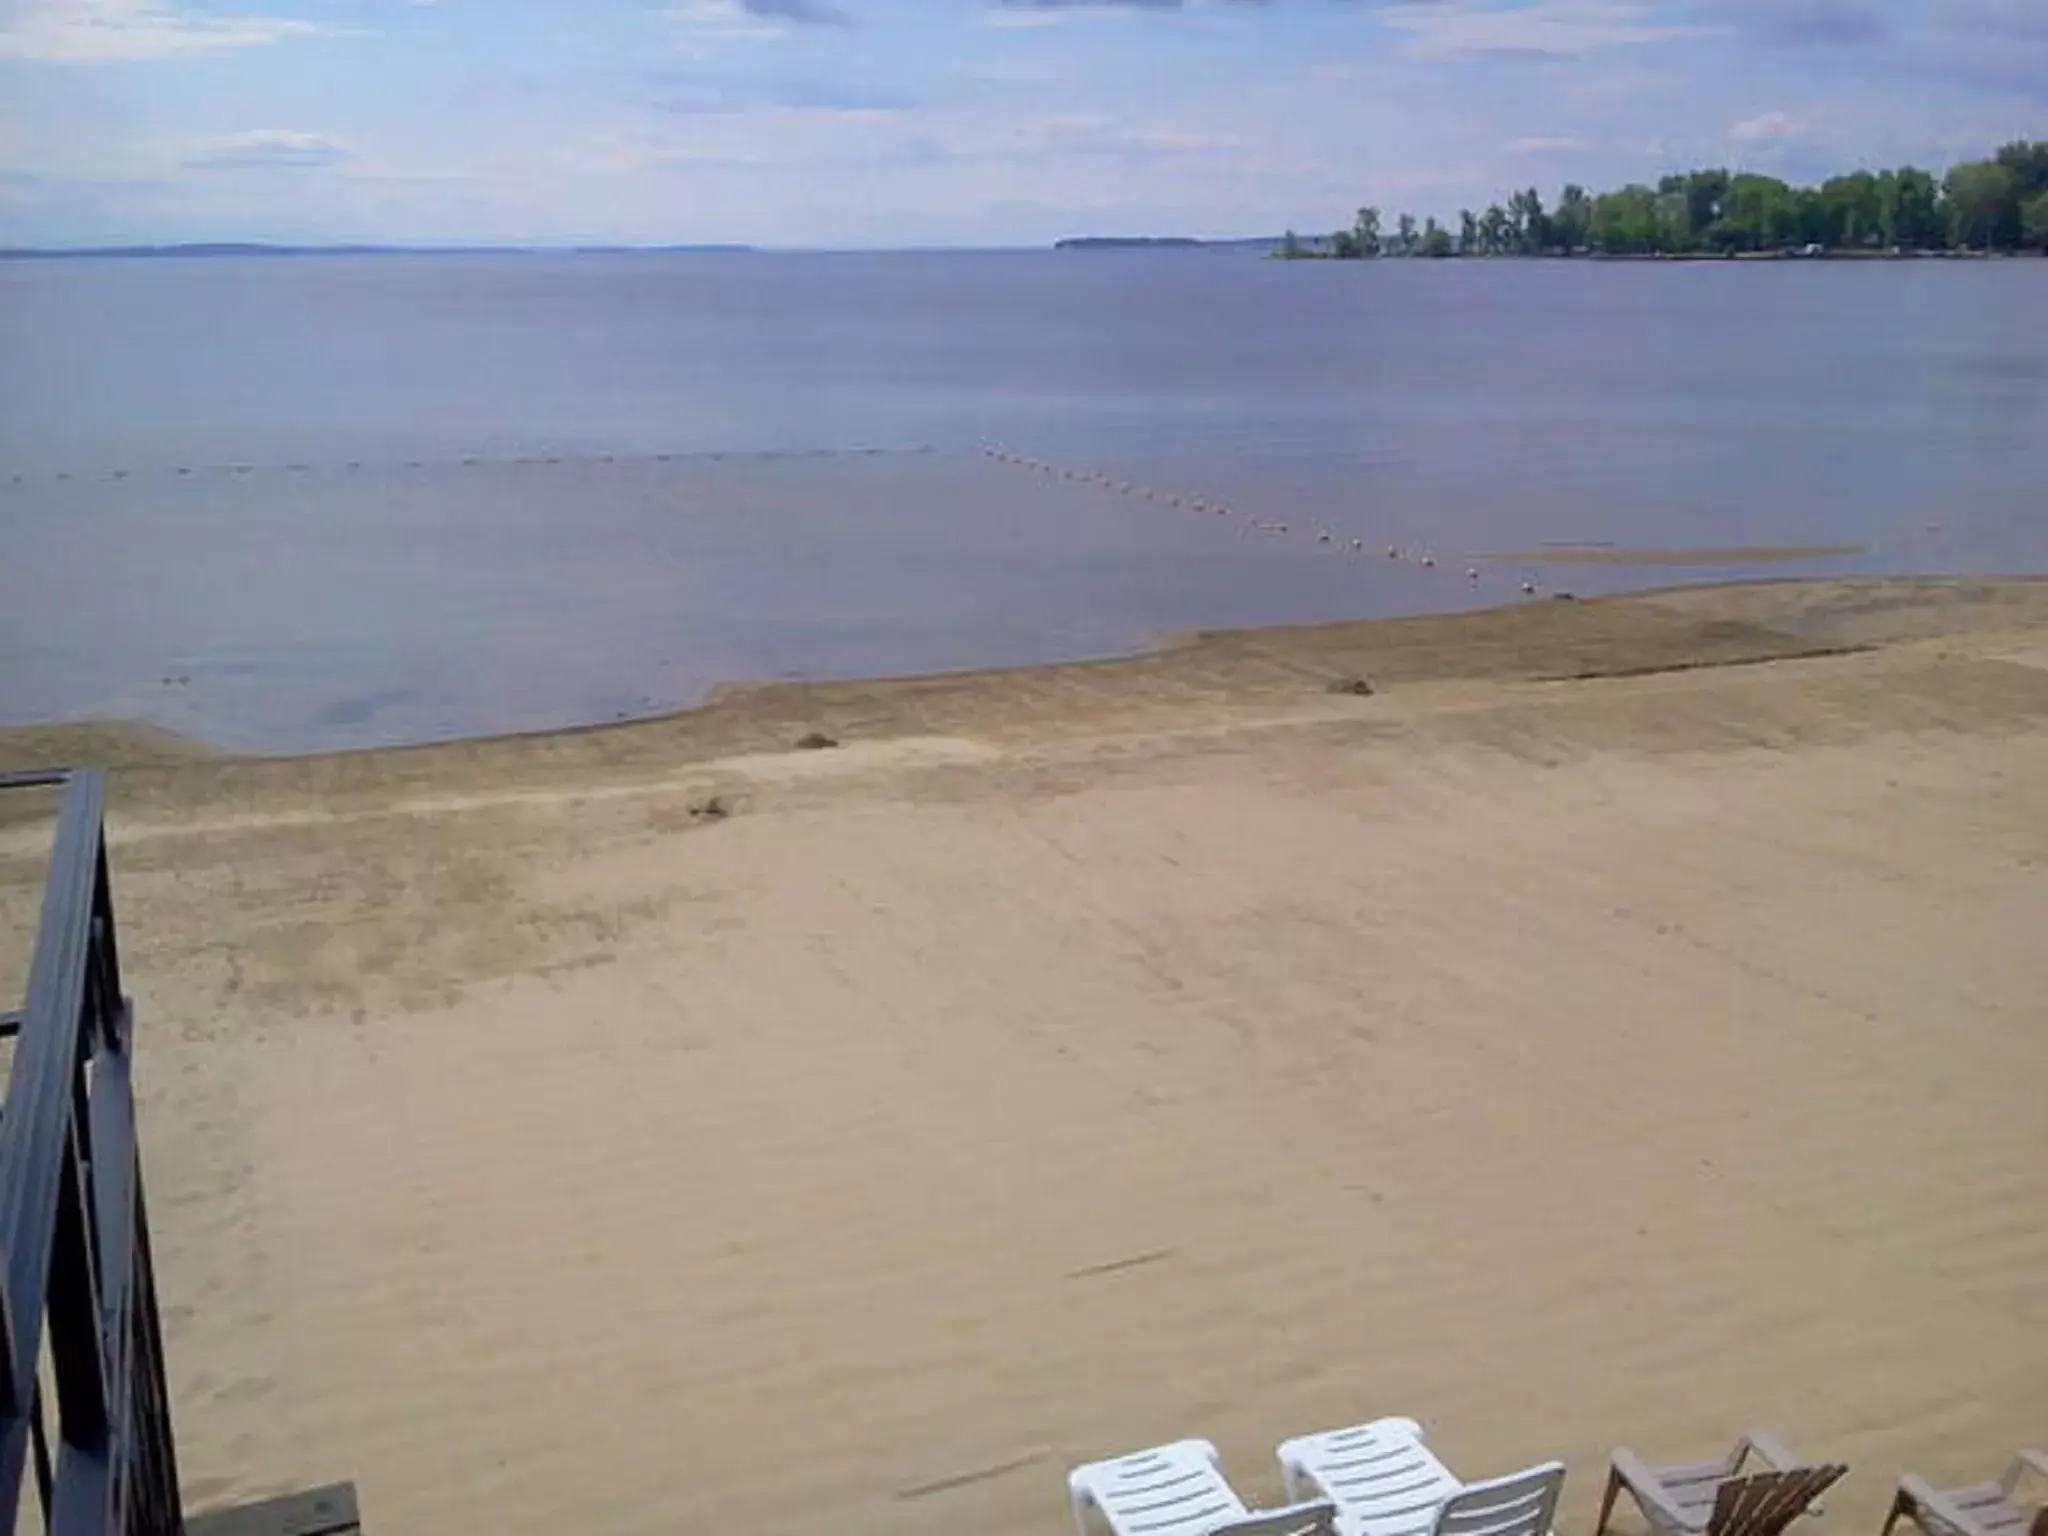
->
[1279,229,1305,261]
[1994,141,2048,199]
[1790,186,1828,247]
[1304,135,2046,267]
[2025,191,2048,253]
[1354,206,1382,257]
[1820,171,1881,248]
[1875,167,1942,249]
[1655,190,1691,251]
[1552,184,1592,252]
[1702,173,1801,252]
[1508,187,1549,252]
[1945,160,2020,250]
[1588,185,1661,254]
[1480,204,1511,255]
[1657,169,1727,250]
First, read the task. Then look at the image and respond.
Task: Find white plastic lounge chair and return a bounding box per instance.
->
[1070,1438,1339,1536]
[1277,1416,1565,1536]
[1597,1431,1847,1536]
[1884,1452,2048,1536]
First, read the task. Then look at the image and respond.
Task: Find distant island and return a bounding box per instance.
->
[0,243,754,261]
[1284,138,2048,260]
[1055,236,1275,251]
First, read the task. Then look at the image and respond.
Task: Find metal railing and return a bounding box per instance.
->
[0,769,185,1535]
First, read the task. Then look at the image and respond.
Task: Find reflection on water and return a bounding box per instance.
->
[1,252,2044,752]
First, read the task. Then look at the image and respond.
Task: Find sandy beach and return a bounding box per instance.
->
[2,576,2045,1536]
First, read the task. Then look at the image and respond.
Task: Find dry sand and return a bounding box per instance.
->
[2,577,2045,1536]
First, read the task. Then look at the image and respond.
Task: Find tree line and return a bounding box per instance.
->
[1281,140,2048,259]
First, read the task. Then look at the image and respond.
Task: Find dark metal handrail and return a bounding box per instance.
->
[0,769,185,1535]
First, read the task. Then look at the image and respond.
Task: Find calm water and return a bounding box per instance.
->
[3,251,2045,752]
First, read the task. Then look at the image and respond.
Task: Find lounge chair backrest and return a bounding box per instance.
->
[1213,1500,1340,1536]
[1435,1462,1566,1536]
[1707,1467,1848,1536]
[1069,1438,1249,1536]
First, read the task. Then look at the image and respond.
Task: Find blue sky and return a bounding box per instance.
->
[0,0,2041,246]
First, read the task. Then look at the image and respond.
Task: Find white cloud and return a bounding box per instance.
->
[664,0,797,42]
[0,0,329,61]
[184,130,352,171]
[1509,135,1588,152]
[964,114,1247,161]
[1728,109,1807,141]
[1382,0,1709,60]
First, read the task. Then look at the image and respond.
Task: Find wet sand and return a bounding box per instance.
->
[2,577,2045,1536]
[1485,544,1867,566]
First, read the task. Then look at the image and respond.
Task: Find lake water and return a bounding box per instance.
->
[3,251,2045,753]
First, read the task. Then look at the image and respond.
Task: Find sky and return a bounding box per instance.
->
[0,0,2042,247]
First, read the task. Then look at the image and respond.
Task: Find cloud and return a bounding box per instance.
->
[0,0,328,61]
[1928,0,2048,99]
[736,0,850,25]
[1690,0,1890,46]
[1728,109,1807,141]
[658,75,916,114]
[978,114,1249,161]
[1508,135,1587,152]
[1380,0,1708,62]
[184,130,352,171]
[666,0,847,37]
[999,0,1262,8]
[988,0,1271,18]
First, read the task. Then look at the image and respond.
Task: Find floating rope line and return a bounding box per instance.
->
[0,445,939,487]
[974,442,1537,592]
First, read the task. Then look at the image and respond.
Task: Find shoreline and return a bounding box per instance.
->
[5,576,2044,786]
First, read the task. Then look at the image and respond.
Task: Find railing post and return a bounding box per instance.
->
[0,771,187,1536]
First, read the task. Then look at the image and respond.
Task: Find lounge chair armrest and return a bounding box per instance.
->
[2003,1453,2048,1498]
[1612,1448,1697,1534]
[1902,1474,1990,1536]
[1738,1431,1803,1474]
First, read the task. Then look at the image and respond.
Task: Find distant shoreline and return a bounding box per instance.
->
[4,239,1279,260]
[0,242,755,261]
[8,241,2035,263]
[1053,236,1277,251]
